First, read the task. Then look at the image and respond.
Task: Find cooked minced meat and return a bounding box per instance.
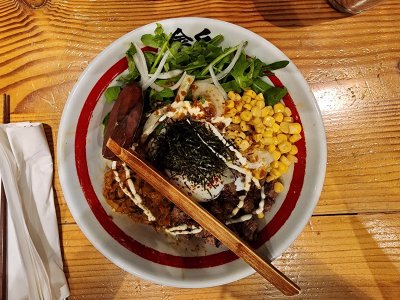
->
[103,161,276,246]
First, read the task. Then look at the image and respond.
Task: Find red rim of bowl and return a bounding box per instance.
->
[74,57,306,268]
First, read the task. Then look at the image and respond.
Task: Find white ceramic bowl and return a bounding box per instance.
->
[57,17,326,288]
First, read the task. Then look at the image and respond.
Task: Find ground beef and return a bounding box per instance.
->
[103,162,277,246]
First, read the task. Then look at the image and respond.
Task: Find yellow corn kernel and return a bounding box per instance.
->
[236,103,243,112]
[262,129,273,138]
[256,93,264,100]
[280,122,289,134]
[271,168,281,178]
[226,100,235,109]
[240,121,249,131]
[277,161,288,174]
[267,144,276,153]
[240,110,252,122]
[289,134,302,143]
[280,155,291,166]
[250,99,258,107]
[232,116,241,124]
[278,141,292,154]
[238,132,246,139]
[261,137,275,145]
[226,108,237,117]
[271,150,281,161]
[273,112,284,123]
[262,116,275,127]
[234,137,242,145]
[266,175,274,182]
[243,103,252,110]
[251,107,261,118]
[242,95,252,103]
[284,107,292,117]
[257,212,264,219]
[226,131,236,139]
[253,133,263,142]
[273,136,279,145]
[235,93,241,101]
[255,100,265,109]
[244,90,257,99]
[283,116,293,123]
[261,106,272,117]
[228,91,236,100]
[251,117,262,126]
[254,124,264,134]
[289,123,302,135]
[272,123,280,133]
[271,161,279,169]
[287,154,298,163]
[277,133,288,144]
[273,102,285,113]
[274,182,284,193]
[239,139,250,151]
[289,145,298,155]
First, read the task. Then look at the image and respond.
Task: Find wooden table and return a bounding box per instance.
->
[1,0,399,298]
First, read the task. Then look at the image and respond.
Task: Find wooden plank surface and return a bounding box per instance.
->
[1,0,400,298]
[62,214,400,299]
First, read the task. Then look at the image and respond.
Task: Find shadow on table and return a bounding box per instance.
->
[252,0,349,27]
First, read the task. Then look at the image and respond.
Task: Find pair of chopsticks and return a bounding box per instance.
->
[0,94,10,300]
[106,138,301,296]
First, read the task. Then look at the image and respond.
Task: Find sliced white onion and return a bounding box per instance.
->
[149,69,183,79]
[133,43,149,85]
[209,65,228,100]
[149,83,164,92]
[215,41,244,80]
[197,41,245,84]
[133,54,148,86]
[169,71,187,91]
[142,50,170,90]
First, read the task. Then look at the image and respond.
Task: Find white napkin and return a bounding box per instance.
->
[0,122,70,300]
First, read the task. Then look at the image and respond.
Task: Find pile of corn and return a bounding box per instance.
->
[224,90,302,193]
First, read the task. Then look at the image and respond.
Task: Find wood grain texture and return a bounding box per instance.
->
[62,213,400,299]
[1,0,399,298]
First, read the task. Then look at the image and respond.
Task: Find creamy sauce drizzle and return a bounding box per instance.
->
[111,161,156,222]
[254,186,265,215]
[165,224,203,236]
[225,214,253,225]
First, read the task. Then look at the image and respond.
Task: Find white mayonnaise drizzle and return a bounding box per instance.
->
[225,214,253,225]
[165,224,203,236]
[111,161,155,222]
[230,194,246,217]
[254,186,266,215]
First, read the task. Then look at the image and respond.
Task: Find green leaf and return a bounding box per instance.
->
[144,52,156,68]
[151,88,174,101]
[221,80,242,93]
[104,86,121,103]
[264,60,290,71]
[210,34,224,46]
[141,34,158,48]
[264,86,288,106]
[102,112,110,127]
[125,43,137,57]
[252,77,273,94]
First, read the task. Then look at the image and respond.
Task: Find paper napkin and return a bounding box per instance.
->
[0,122,69,300]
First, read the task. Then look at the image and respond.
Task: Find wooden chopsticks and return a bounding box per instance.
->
[0,93,10,300]
[106,137,300,296]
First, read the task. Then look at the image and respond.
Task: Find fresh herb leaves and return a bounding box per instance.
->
[104,86,121,103]
[111,23,290,108]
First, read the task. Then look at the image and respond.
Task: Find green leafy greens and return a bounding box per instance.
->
[112,23,290,108]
